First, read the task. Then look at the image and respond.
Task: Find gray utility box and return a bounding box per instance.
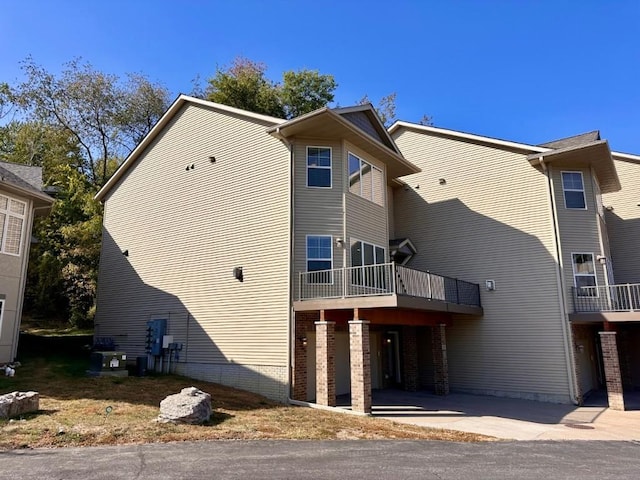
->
[88,351,129,377]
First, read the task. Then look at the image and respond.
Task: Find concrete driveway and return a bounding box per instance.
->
[369,390,640,440]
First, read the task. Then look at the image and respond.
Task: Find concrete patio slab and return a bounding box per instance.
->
[367,390,640,440]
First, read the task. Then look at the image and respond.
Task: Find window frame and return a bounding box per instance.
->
[306,146,332,189]
[348,152,384,206]
[0,193,27,257]
[571,252,598,297]
[350,238,387,290]
[0,298,3,335]
[305,235,333,284]
[561,171,587,210]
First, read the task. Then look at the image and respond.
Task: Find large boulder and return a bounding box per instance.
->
[157,387,211,424]
[0,391,39,419]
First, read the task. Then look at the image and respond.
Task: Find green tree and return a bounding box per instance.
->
[280,69,336,118]
[14,57,170,187]
[206,57,284,118]
[358,92,397,127]
[204,57,337,119]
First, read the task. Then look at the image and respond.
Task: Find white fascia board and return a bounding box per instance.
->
[389,121,549,153]
[611,151,640,162]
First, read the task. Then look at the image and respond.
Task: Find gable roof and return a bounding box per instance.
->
[539,131,601,149]
[268,105,420,178]
[0,161,53,207]
[389,121,549,154]
[331,104,401,153]
[390,120,622,193]
[95,95,286,202]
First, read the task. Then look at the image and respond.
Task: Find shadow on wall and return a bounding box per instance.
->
[93,229,288,401]
[605,211,640,284]
[394,188,577,404]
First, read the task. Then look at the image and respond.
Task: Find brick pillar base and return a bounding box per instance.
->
[599,331,625,411]
[402,326,418,392]
[292,312,317,401]
[432,324,449,395]
[315,321,336,407]
[349,320,371,414]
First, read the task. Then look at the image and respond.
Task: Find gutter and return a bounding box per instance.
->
[541,158,580,405]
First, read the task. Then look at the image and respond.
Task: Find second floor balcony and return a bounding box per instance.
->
[571,283,640,322]
[294,263,482,315]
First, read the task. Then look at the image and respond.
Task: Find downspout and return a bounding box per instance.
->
[541,158,580,405]
[274,127,296,402]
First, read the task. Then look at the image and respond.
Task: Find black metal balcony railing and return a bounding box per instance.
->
[572,284,640,313]
[297,263,481,307]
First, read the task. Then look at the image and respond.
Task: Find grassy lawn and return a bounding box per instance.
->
[1,345,493,449]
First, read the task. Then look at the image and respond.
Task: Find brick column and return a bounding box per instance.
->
[599,331,626,411]
[432,324,449,396]
[315,319,336,407]
[402,326,418,392]
[349,319,371,414]
[292,312,317,401]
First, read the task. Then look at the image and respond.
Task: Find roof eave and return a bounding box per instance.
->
[0,179,54,207]
[528,140,621,193]
[389,120,549,154]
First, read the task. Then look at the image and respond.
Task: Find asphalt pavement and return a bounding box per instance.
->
[1,440,639,479]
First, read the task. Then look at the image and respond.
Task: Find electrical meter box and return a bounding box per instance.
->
[146,319,167,356]
[88,351,128,377]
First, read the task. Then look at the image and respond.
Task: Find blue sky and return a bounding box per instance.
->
[2,1,639,152]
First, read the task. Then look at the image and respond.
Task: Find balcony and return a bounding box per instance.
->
[294,263,482,315]
[571,284,640,322]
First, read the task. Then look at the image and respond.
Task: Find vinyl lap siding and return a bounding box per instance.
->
[550,165,607,304]
[603,158,640,283]
[95,104,291,384]
[293,139,344,276]
[0,192,33,362]
[392,129,572,402]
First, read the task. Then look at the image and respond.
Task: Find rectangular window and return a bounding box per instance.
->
[0,299,3,335]
[562,171,586,209]
[348,152,384,206]
[351,240,387,289]
[306,235,333,283]
[0,194,26,256]
[572,253,597,297]
[307,147,332,188]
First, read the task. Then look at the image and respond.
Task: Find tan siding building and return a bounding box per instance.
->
[95,99,292,400]
[390,127,573,402]
[0,163,52,363]
[604,155,640,283]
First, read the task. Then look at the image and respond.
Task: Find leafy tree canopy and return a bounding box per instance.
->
[13,57,171,187]
[204,57,337,119]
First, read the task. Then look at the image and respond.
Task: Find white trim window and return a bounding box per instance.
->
[572,253,597,297]
[306,235,333,283]
[351,239,387,289]
[307,147,332,188]
[348,152,384,206]
[0,194,26,256]
[562,171,586,209]
[0,298,4,335]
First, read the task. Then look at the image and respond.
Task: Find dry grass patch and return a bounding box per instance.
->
[1,354,493,449]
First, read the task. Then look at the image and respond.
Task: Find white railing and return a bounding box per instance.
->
[572,283,640,312]
[297,263,481,307]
